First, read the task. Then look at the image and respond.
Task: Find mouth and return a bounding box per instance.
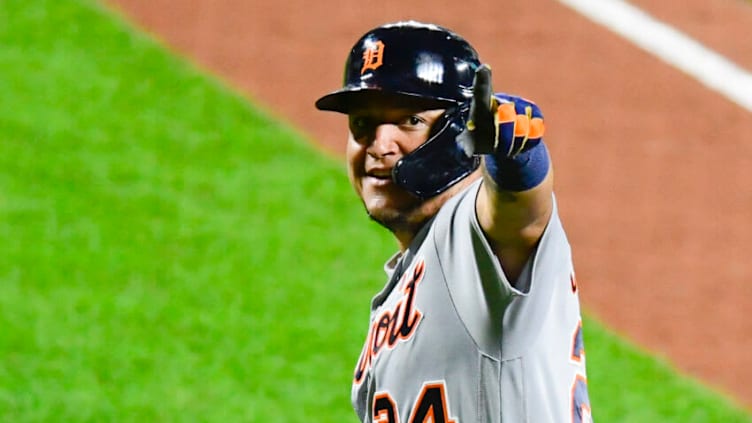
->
[365,169,394,186]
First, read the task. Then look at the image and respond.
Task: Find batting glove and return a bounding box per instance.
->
[457,64,545,158]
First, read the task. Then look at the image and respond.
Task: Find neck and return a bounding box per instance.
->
[394,228,421,252]
[391,171,481,252]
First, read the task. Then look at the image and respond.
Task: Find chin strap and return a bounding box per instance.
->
[392,106,480,199]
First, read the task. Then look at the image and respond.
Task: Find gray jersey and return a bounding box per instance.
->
[352,180,592,422]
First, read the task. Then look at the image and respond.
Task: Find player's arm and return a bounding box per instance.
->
[458,65,554,281]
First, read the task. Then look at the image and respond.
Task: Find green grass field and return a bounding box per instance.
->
[0,0,749,421]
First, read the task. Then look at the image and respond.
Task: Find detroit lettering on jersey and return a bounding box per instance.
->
[354,259,426,385]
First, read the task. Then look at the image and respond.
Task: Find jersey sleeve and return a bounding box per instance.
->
[430,179,574,359]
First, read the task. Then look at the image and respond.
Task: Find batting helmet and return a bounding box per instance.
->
[315,21,481,198]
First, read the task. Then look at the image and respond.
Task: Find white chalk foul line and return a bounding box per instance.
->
[556,0,752,113]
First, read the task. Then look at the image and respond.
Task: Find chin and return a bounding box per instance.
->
[362,188,417,216]
[363,195,429,234]
[364,200,401,223]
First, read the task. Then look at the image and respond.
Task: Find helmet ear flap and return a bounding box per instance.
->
[393,106,480,198]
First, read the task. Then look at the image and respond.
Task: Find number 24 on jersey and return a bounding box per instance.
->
[373,381,456,423]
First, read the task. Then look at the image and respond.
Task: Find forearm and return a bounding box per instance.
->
[478,153,553,245]
[459,65,556,273]
[476,142,554,279]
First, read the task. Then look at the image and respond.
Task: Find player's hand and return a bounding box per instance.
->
[457,64,545,158]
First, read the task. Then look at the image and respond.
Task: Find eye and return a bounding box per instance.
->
[349,116,366,129]
[400,114,425,128]
[351,116,367,128]
[349,115,373,138]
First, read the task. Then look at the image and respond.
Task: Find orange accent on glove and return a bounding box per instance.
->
[529,117,545,139]
[514,115,530,138]
[496,102,516,124]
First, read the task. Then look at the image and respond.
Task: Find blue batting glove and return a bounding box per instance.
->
[457,65,545,158]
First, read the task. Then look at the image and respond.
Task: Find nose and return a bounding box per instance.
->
[368,123,400,158]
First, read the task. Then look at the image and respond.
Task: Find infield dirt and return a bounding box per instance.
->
[106,0,752,409]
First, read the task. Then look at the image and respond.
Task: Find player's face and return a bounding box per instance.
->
[345,104,447,237]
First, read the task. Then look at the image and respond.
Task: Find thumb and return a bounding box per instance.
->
[472,64,494,112]
[462,64,497,154]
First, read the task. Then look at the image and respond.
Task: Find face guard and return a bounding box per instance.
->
[315,21,481,198]
[393,105,479,198]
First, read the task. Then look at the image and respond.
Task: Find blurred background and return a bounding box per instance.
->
[0,0,750,420]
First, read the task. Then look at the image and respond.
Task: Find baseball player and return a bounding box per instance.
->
[315,21,592,422]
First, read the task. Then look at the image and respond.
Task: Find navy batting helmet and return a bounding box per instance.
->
[315,21,481,198]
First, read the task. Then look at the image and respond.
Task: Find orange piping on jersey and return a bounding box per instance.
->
[570,319,585,363]
[570,374,592,423]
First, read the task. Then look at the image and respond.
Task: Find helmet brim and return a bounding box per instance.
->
[315,88,458,114]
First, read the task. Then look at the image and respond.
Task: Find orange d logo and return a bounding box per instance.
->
[361,40,385,74]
